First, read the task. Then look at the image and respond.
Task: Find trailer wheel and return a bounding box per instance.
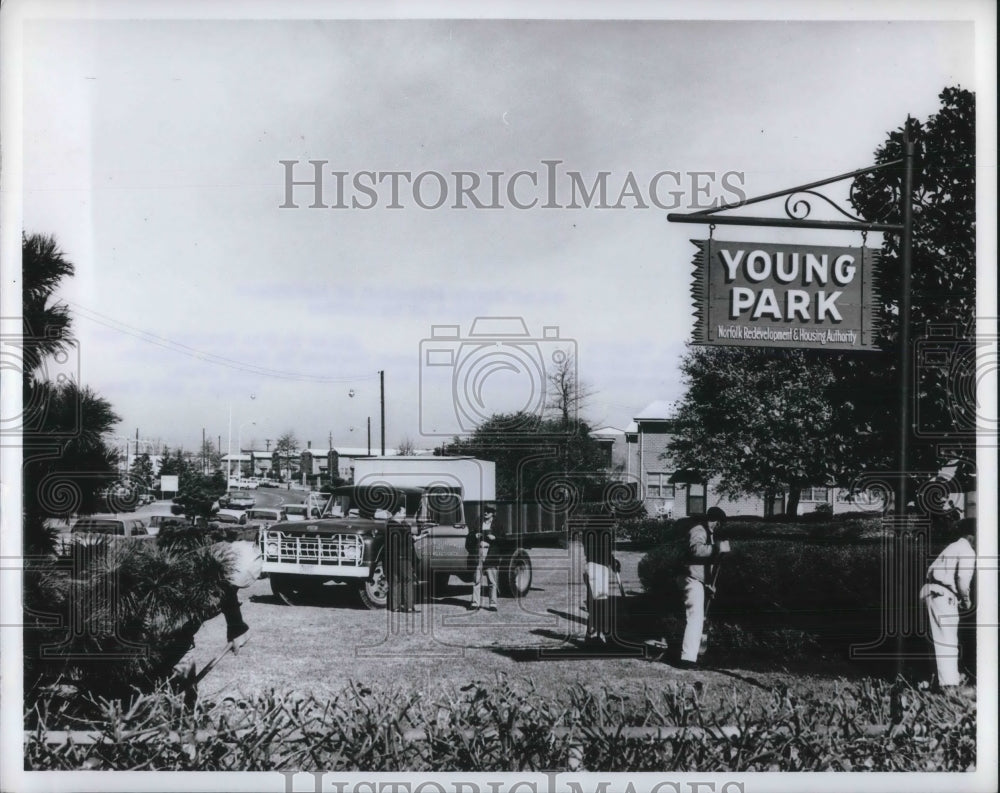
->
[499,549,532,598]
[271,574,323,606]
[358,559,388,610]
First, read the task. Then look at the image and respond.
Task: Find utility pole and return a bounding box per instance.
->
[379,369,386,456]
[898,121,915,518]
[227,403,233,493]
[893,120,916,673]
[367,416,371,456]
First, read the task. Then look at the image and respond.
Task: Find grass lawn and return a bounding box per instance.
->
[189,545,890,709]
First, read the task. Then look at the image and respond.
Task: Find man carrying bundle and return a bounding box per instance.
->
[168,538,261,703]
[677,507,730,668]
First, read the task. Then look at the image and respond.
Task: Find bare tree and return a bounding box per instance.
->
[397,436,417,456]
[275,431,300,478]
[545,348,596,426]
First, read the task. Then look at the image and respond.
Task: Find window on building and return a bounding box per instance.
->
[645,472,676,499]
[801,487,830,503]
[687,483,706,515]
[837,487,888,511]
[764,491,786,517]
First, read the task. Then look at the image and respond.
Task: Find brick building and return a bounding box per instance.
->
[623,399,890,518]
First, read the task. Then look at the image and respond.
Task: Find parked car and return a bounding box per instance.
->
[213,508,248,526]
[148,515,190,534]
[284,504,322,522]
[146,513,176,535]
[98,489,139,513]
[71,516,149,538]
[227,492,256,510]
[244,508,287,530]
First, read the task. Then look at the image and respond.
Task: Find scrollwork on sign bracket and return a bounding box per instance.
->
[783,190,867,224]
[848,179,900,223]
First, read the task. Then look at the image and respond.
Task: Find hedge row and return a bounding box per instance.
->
[618,515,886,548]
[632,529,977,669]
[25,676,975,771]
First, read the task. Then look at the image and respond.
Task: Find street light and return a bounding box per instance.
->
[226,398,260,491]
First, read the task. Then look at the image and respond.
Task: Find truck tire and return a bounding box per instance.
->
[499,549,532,598]
[271,574,323,606]
[358,558,388,610]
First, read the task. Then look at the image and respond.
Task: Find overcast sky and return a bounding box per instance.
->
[13,8,986,456]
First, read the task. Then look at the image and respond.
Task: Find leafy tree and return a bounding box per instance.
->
[666,347,849,517]
[445,412,620,508]
[128,452,156,491]
[198,438,222,473]
[158,447,191,484]
[846,85,976,494]
[174,471,227,520]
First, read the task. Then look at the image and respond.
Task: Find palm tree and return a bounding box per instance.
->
[23,382,122,542]
[21,233,75,376]
[21,233,120,554]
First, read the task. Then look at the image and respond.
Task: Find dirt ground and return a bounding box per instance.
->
[187,545,872,707]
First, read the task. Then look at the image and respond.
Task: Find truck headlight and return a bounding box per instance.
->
[266,541,279,556]
[343,543,361,561]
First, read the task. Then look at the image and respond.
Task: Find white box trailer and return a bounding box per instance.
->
[350,456,565,544]
[351,456,496,503]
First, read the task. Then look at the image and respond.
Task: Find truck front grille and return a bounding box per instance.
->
[264,532,365,566]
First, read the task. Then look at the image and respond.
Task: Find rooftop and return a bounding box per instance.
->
[634,400,678,421]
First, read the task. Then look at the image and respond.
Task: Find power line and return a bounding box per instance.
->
[66,300,380,384]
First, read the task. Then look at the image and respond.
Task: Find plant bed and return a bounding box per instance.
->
[24,676,976,772]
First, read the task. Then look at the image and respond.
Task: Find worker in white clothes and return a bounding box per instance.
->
[920,519,976,687]
[678,507,730,667]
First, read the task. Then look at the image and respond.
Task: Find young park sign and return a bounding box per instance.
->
[690,239,880,350]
